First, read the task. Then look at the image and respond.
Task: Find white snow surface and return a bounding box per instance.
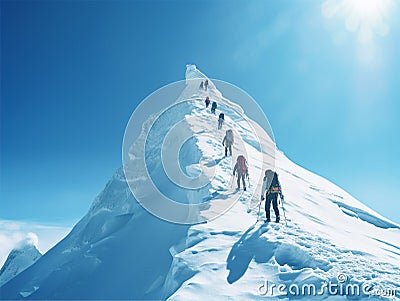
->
[1,65,399,300]
[0,241,41,287]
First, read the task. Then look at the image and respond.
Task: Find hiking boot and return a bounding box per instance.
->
[266,218,271,222]
[244,187,247,191]
[275,217,280,223]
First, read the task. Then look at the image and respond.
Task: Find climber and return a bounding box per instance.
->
[211,101,217,114]
[199,81,204,90]
[204,79,209,91]
[261,169,282,223]
[222,129,234,156]
[218,112,224,129]
[233,155,248,191]
[205,97,210,108]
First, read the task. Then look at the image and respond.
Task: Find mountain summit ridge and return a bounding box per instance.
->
[1,66,399,300]
[0,239,42,287]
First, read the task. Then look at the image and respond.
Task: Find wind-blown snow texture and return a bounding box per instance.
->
[1,65,399,300]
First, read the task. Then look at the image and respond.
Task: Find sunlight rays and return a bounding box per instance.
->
[322,0,394,43]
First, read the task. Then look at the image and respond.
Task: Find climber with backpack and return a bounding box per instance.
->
[261,169,282,223]
[205,97,210,108]
[204,79,209,91]
[218,113,224,129]
[211,101,217,114]
[222,129,234,156]
[233,155,248,191]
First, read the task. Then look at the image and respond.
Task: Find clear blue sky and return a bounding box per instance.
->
[1,0,399,225]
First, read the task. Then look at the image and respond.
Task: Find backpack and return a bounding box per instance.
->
[212,101,217,108]
[226,129,233,143]
[265,170,280,193]
[219,113,224,120]
[237,155,248,174]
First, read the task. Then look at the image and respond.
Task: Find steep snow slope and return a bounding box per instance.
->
[1,65,399,300]
[0,241,41,287]
[163,66,400,300]
[0,168,190,300]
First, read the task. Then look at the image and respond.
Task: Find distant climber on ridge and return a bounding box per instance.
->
[199,81,204,90]
[205,96,210,108]
[211,101,217,114]
[222,129,234,156]
[218,112,224,129]
[261,169,282,223]
[204,79,209,91]
[233,155,248,191]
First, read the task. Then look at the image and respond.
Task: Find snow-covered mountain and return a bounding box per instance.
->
[0,240,41,288]
[1,65,399,300]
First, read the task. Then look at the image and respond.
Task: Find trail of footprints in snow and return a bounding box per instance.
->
[253,221,400,293]
[192,221,400,294]
[186,97,400,294]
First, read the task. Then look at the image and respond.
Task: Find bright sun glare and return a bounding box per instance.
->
[349,0,387,18]
[322,0,393,43]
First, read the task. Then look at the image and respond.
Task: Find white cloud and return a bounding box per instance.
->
[0,219,71,267]
[14,232,39,249]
